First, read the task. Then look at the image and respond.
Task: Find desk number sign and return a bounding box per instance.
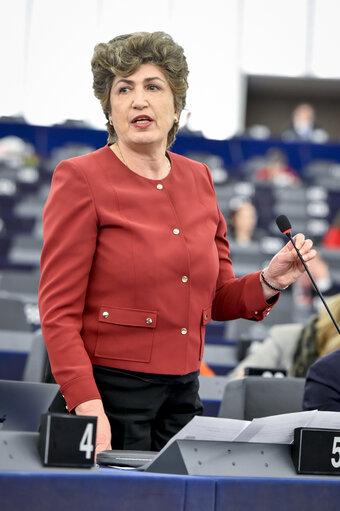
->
[39,412,97,468]
[292,427,340,475]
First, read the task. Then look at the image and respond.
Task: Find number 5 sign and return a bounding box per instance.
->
[39,413,97,468]
[331,436,340,468]
[293,427,340,475]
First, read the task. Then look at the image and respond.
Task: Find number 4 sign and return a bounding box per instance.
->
[79,423,95,460]
[39,413,97,468]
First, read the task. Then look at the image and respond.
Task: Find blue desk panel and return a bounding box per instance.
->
[0,469,215,511]
[1,469,340,511]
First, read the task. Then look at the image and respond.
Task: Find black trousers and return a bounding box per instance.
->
[92,365,203,451]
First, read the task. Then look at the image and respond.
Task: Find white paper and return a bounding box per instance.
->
[141,415,249,469]
[233,410,318,444]
[307,410,340,431]
[176,415,250,442]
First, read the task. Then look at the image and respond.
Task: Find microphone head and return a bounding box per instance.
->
[276,215,292,235]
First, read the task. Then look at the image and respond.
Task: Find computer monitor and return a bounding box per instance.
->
[0,379,59,432]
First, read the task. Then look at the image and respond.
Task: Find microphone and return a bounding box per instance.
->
[276,214,340,335]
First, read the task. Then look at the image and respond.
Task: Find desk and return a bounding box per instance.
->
[1,467,340,511]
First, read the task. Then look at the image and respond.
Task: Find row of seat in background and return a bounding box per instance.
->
[2,140,340,269]
[0,139,48,383]
[0,141,95,270]
[192,151,340,246]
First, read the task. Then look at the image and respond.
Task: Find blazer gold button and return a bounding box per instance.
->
[145,317,153,324]
[156,184,163,190]
[204,313,208,321]
[102,311,109,318]
[182,275,188,283]
[173,228,180,235]
[181,328,187,335]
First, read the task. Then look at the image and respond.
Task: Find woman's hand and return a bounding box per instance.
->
[75,399,112,458]
[261,233,317,299]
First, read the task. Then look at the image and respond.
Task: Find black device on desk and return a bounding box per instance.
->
[244,367,287,377]
[97,450,157,468]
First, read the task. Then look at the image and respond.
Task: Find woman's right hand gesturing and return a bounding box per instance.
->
[75,399,112,458]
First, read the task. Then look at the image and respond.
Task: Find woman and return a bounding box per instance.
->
[38,31,316,455]
[227,199,263,245]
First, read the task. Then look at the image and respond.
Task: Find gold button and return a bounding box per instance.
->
[145,317,153,324]
[156,184,163,190]
[181,328,187,335]
[173,228,180,235]
[102,311,109,318]
[204,313,208,321]
[182,275,188,283]
[254,311,258,315]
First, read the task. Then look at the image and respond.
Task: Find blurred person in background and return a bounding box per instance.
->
[282,103,329,144]
[227,199,264,245]
[228,293,340,380]
[254,148,301,186]
[177,111,203,137]
[38,31,316,456]
[303,294,340,411]
[322,210,340,249]
[293,252,340,309]
[303,348,340,412]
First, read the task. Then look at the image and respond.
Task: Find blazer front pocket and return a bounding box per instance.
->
[95,306,157,363]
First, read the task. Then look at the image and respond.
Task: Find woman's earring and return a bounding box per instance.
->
[174,115,178,124]
[109,117,113,126]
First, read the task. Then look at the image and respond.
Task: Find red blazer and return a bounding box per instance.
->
[38,146,274,410]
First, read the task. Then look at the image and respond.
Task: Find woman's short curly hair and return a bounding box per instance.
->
[91,31,189,147]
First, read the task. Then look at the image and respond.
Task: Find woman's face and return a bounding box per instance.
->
[109,63,177,149]
[233,203,257,234]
